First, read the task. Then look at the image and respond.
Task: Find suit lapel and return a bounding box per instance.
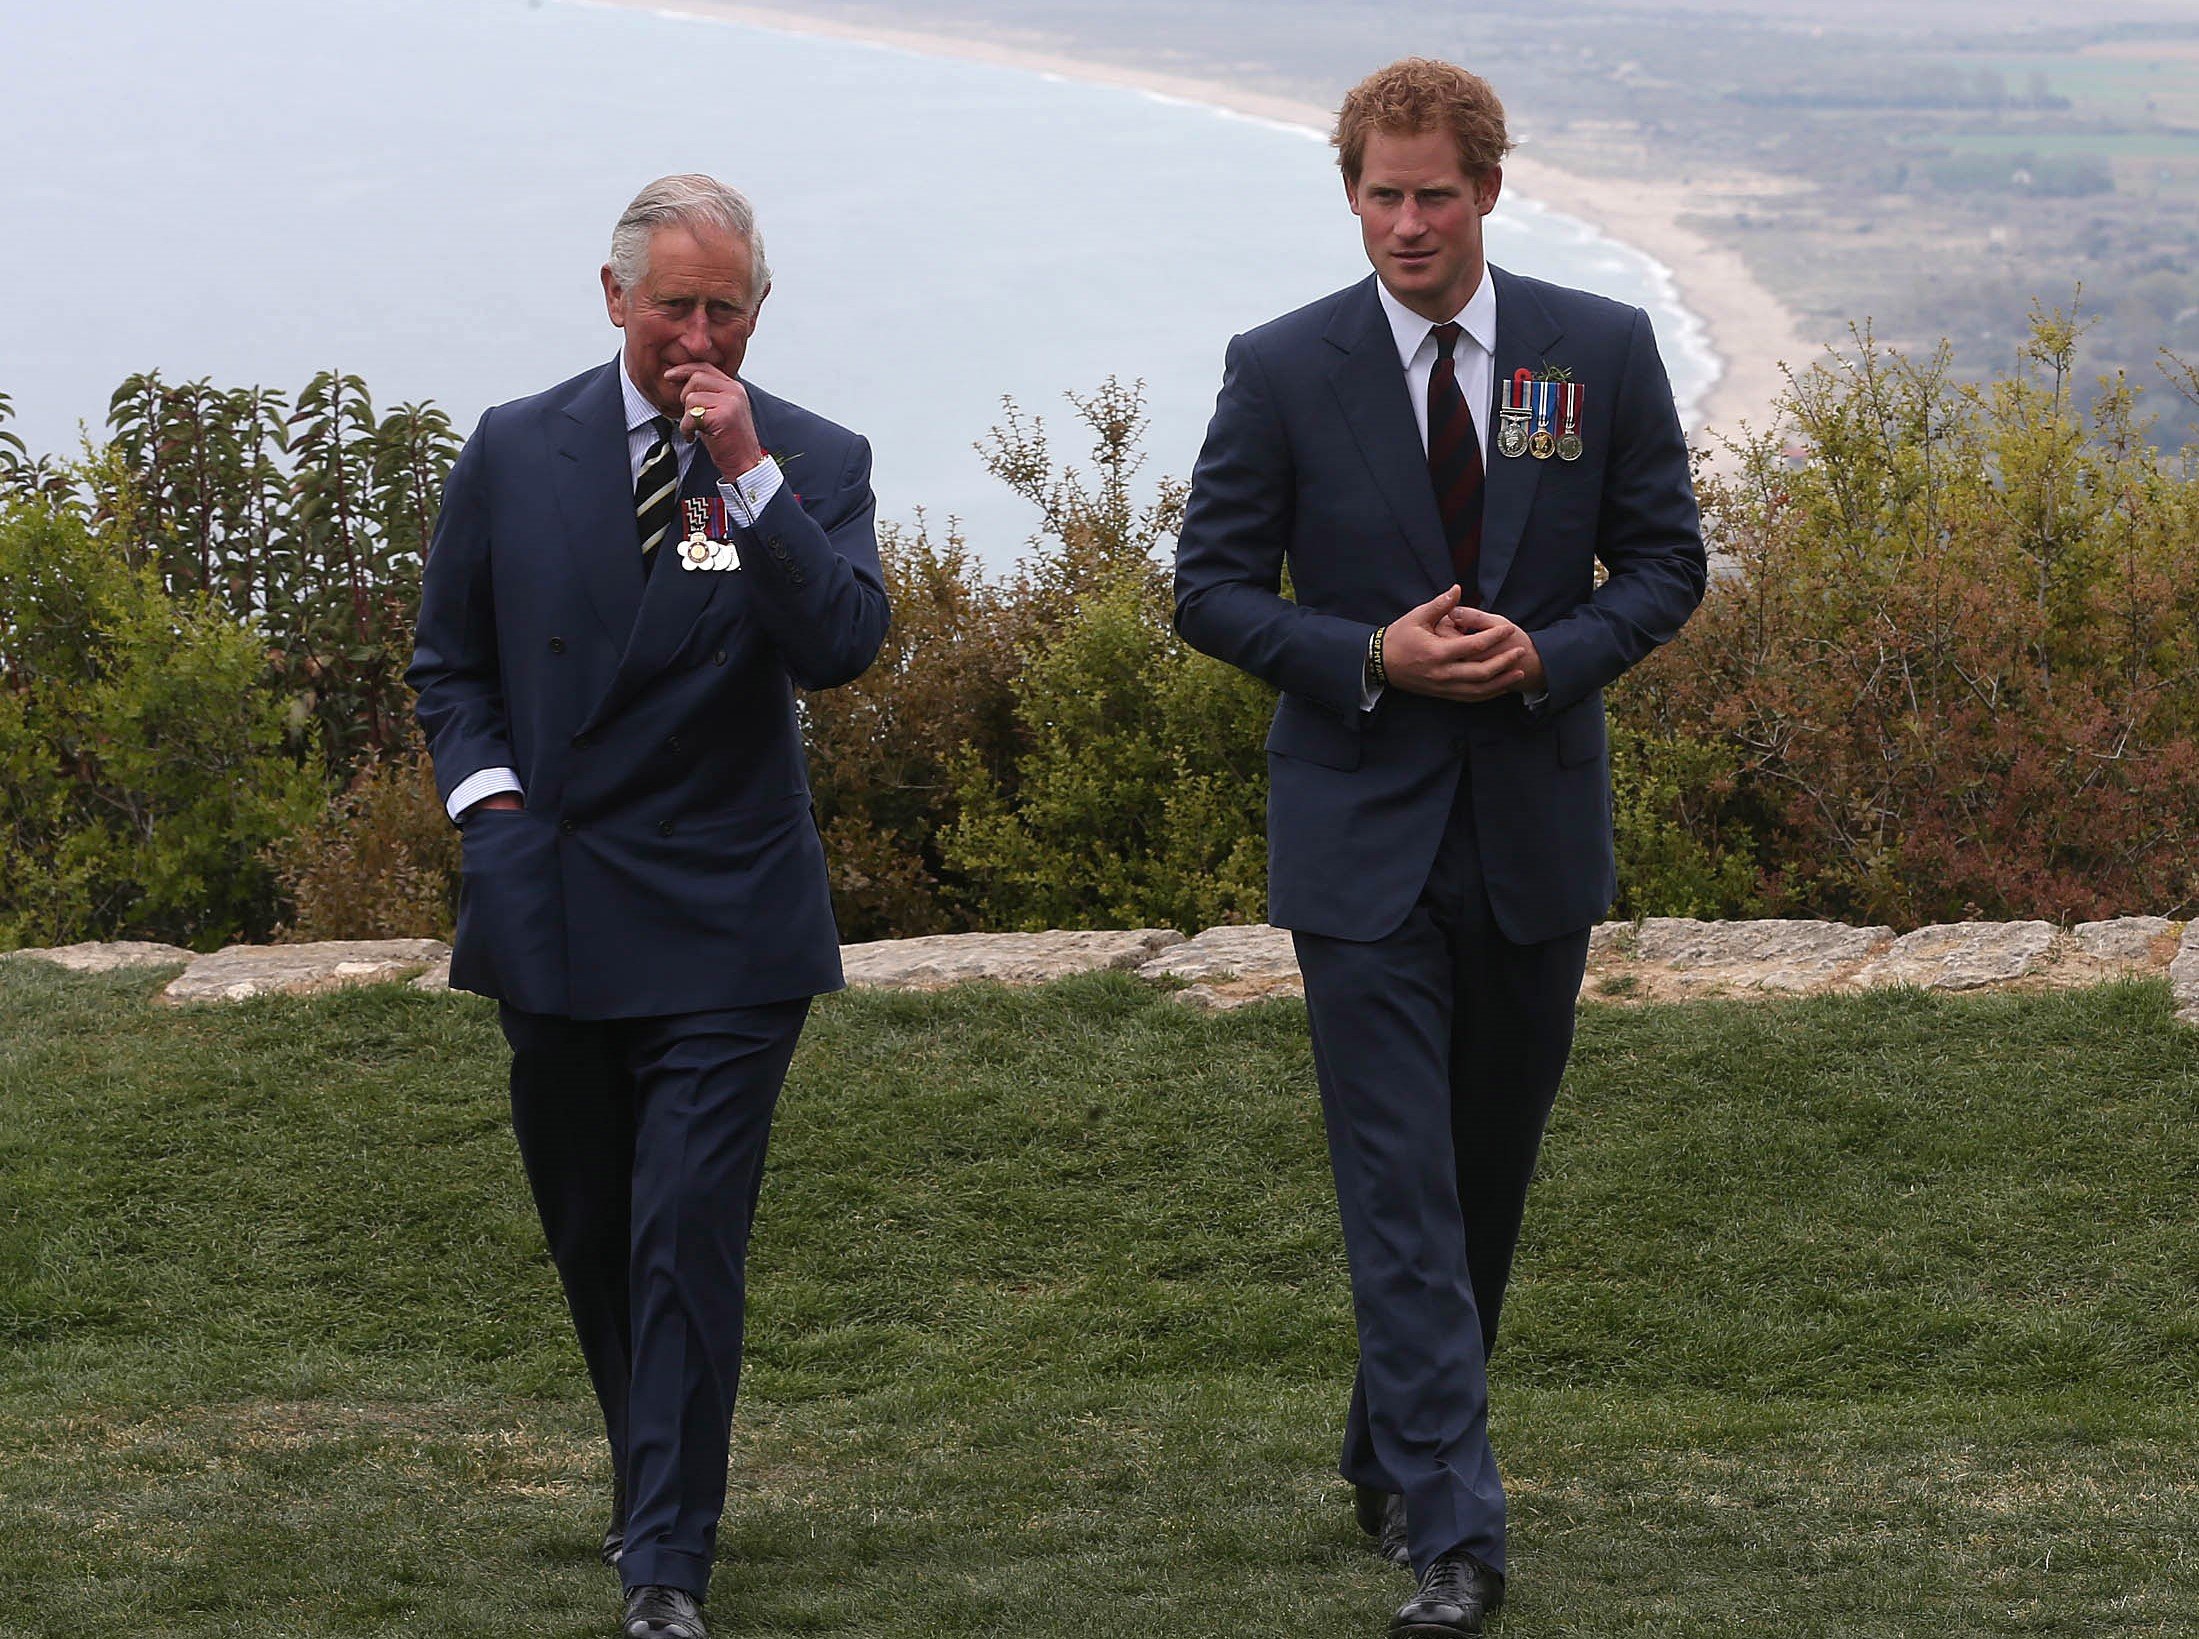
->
[549,363,645,644]
[613,440,726,679]
[1323,277,1454,593]
[581,412,751,734]
[1480,266,1564,607]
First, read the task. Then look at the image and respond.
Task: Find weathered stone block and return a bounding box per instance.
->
[1634,917,1894,991]
[1585,921,1637,961]
[1856,922,2057,992]
[161,939,451,1005]
[839,928,1184,990]
[1138,924,1296,983]
[2070,916,2178,967]
[0,940,194,973]
[1138,924,1303,1011]
[2170,924,2199,1026]
[1173,973,1306,1011]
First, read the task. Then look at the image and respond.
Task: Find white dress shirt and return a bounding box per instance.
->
[616,359,783,518]
[1375,269,1497,460]
[1357,271,1499,710]
[443,361,785,821]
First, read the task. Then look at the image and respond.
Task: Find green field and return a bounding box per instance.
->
[1949,52,2197,105]
[3,964,2196,1636]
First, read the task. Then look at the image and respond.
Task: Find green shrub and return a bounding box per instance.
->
[97,369,458,780]
[1607,722,1766,919]
[1632,311,2199,924]
[936,382,1272,933]
[942,565,1273,933]
[270,734,457,941]
[16,322,2199,949]
[0,496,321,949]
[802,516,1022,941]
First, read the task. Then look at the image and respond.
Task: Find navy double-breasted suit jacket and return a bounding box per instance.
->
[408,360,889,1019]
[1174,269,1707,946]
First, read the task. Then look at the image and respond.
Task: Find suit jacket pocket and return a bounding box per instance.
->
[1554,697,1608,768]
[1265,692,1364,771]
[453,809,565,1011]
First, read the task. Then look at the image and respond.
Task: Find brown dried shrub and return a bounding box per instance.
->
[271,732,458,941]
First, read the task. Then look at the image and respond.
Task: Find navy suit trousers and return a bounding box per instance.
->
[501,998,809,1597]
[1292,765,1590,1577]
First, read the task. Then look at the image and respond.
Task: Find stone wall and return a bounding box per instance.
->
[6,917,2196,1024]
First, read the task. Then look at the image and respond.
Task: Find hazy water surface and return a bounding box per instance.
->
[1,0,1717,563]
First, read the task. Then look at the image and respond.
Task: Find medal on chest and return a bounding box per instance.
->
[1503,367,1587,462]
[1557,382,1584,462]
[1498,369,1532,459]
[1529,378,1559,461]
[677,497,741,572]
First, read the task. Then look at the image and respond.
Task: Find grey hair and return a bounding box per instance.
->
[607,173,772,295]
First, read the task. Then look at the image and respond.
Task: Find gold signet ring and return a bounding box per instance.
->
[687,404,707,422]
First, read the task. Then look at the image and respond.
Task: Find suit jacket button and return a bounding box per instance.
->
[572,731,592,750]
[713,649,728,666]
[548,636,566,654]
[664,735,682,753]
[656,819,674,837]
[558,818,576,835]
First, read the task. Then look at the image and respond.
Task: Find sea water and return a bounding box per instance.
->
[0,0,1718,564]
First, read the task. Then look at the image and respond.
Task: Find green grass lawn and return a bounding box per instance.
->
[3,964,2195,1636]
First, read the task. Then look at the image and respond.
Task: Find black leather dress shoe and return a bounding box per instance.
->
[600,1473,627,1568]
[1389,1546,1504,1637]
[1352,1483,1411,1568]
[622,1584,707,1639]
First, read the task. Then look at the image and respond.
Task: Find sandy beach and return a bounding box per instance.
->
[585,0,1814,442]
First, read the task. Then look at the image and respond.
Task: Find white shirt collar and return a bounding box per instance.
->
[618,355,677,437]
[1375,268,1497,369]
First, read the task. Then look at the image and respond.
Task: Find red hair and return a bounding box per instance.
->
[1334,58,1513,185]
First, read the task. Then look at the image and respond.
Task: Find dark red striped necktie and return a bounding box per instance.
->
[1426,321,1484,599]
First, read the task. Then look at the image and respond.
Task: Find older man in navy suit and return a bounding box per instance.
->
[1173,60,1705,1638]
[409,174,888,1639]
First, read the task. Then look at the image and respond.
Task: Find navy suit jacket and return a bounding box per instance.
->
[408,360,889,1018]
[1173,269,1706,945]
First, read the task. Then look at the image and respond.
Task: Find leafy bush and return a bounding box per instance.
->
[269,734,458,942]
[933,383,1271,932]
[14,322,2199,951]
[99,369,459,780]
[809,378,1270,938]
[1620,311,2199,924]
[942,570,1271,932]
[1607,721,1765,920]
[0,496,321,949]
[803,514,1023,941]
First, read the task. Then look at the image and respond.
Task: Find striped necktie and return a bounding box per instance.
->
[1427,321,1484,599]
[634,415,679,571]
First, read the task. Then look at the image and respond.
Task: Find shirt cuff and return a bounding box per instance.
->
[447,766,523,822]
[717,456,783,528]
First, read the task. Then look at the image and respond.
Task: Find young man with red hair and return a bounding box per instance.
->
[1175,57,1705,1637]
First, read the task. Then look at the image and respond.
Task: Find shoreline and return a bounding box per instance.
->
[583,0,1814,442]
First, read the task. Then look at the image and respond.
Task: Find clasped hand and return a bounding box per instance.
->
[1382,585,1545,702]
[665,362,766,477]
